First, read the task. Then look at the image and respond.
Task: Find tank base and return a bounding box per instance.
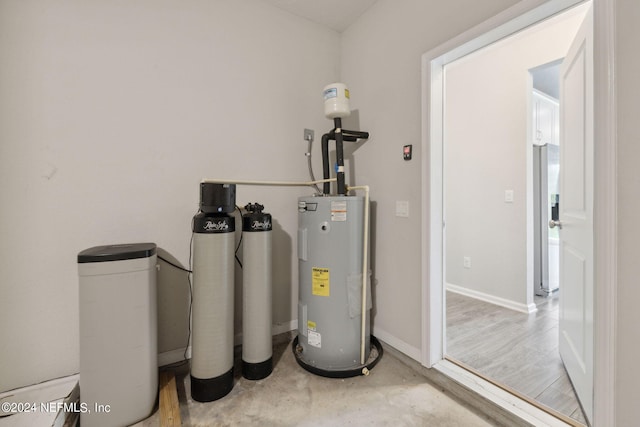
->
[292,335,383,378]
[242,357,273,380]
[191,368,233,402]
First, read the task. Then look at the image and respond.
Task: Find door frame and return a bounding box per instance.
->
[420,0,616,425]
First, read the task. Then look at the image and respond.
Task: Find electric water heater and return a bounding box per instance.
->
[295,195,371,375]
[190,183,236,402]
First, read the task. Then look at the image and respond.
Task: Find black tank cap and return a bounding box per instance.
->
[243,203,272,232]
[200,183,236,214]
[78,243,157,263]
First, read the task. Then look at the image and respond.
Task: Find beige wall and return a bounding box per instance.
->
[3,1,639,423]
[444,11,584,309]
[340,0,519,355]
[343,0,640,423]
[0,0,339,392]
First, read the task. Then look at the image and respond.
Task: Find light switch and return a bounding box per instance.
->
[396,201,409,217]
[504,190,514,203]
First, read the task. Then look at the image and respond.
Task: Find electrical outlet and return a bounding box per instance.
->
[304,128,314,142]
[463,257,471,269]
[395,201,409,217]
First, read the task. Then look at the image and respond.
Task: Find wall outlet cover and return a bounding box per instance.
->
[396,201,410,217]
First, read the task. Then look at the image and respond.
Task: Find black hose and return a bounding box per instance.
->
[291,335,383,379]
[158,255,192,273]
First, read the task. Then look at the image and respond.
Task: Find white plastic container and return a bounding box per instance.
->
[78,243,157,427]
[323,82,351,119]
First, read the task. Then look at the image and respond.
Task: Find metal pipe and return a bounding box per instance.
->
[306,139,322,194]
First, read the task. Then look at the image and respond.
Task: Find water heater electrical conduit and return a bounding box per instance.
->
[200,178,371,365]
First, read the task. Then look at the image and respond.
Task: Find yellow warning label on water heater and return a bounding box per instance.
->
[312,267,330,297]
[307,320,316,331]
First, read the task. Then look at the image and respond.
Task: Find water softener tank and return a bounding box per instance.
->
[296,195,371,374]
[78,243,157,427]
[191,183,236,402]
[241,203,273,380]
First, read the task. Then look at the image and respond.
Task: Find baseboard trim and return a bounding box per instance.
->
[372,326,422,362]
[272,320,298,336]
[159,321,424,369]
[158,346,191,367]
[447,283,537,314]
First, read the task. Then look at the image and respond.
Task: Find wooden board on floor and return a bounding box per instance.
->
[159,371,181,427]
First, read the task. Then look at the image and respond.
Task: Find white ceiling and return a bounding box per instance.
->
[259,0,378,32]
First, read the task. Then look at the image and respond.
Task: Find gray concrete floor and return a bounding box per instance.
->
[136,333,500,426]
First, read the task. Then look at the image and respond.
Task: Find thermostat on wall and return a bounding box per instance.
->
[403,144,412,161]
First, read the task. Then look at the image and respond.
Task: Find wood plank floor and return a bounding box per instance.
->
[446,291,587,425]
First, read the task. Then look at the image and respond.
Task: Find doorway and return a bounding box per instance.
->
[531,62,561,298]
[436,2,591,425]
[422,0,616,425]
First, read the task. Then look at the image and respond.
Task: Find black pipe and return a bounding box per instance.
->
[321,133,331,195]
[343,130,370,139]
[328,130,361,142]
[334,118,346,195]
[322,127,370,196]
[341,135,360,142]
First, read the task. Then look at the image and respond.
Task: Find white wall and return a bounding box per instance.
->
[340,0,640,424]
[0,0,340,392]
[444,11,584,310]
[341,0,640,423]
[340,0,519,356]
[615,1,640,424]
[4,2,639,423]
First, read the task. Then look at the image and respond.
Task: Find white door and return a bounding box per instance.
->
[558,6,593,423]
